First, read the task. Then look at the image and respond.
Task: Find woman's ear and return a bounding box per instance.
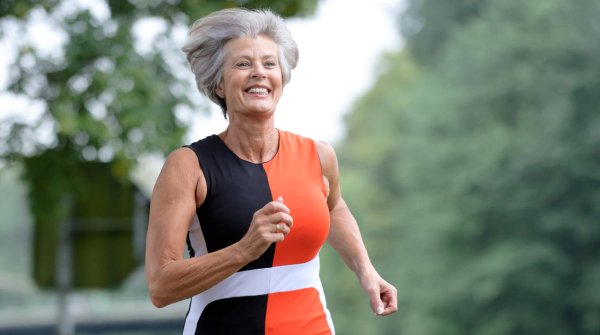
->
[216,82,225,99]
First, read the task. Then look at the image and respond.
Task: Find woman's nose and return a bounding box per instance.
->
[251,65,267,78]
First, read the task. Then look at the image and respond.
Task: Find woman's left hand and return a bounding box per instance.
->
[360,270,398,316]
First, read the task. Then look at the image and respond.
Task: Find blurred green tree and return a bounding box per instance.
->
[0,0,317,288]
[399,0,492,65]
[323,50,418,335]
[340,0,600,334]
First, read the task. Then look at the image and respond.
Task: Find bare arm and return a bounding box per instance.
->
[145,148,292,307]
[315,141,398,316]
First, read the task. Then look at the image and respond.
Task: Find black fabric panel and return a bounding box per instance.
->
[195,295,268,335]
[186,234,195,258]
[186,135,275,271]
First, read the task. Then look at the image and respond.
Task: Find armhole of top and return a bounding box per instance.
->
[182,144,210,207]
[311,139,329,197]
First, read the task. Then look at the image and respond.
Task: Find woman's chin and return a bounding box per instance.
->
[242,106,277,116]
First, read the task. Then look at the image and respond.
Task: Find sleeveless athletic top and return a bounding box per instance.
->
[183,130,335,335]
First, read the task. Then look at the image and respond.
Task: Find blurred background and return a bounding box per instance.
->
[1,0,599,334]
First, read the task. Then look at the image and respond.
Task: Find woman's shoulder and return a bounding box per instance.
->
[163,147,202,175]
[313,140,338,176]
[186,134,221,152]
[279,130,336,156]
[159,146,206,206]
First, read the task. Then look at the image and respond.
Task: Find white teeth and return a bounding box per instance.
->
[247,87,268,94]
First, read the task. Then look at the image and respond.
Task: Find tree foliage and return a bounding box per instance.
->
[399,0,491,65]
[1,0,316,162]
[339,0,600,334]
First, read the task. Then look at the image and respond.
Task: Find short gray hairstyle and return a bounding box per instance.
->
[182,8,299,118]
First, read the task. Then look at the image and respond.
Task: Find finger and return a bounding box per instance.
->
[367,287,384,316]
[252,202,290,224]
[273,222,291,236]
[274,197,293,229]
[272,220,286,243]
[379,300,397,315]
[264,200,290,214]
[269,212,293,228]
[379,286,398,316]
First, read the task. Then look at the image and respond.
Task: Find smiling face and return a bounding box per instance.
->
[216,35,283,118]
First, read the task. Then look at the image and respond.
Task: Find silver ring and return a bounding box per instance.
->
[276,223,281,231]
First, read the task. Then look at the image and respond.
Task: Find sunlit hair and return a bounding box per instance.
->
[182,8,299,118]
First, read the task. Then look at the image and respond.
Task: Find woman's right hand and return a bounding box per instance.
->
[237,196,293,261]
[147,150,292,307]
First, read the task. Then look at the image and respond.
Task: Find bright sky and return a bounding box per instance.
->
[188,0,403,144]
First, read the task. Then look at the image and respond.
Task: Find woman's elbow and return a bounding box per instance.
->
[147,272,175,308]
[150,295,169,308]
[148,283,172,308]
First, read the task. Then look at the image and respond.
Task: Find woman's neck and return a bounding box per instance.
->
[219,115,279,163]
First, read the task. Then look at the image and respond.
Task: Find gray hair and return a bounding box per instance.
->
[182,8,299,117]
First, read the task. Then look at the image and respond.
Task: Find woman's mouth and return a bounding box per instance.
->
[246,87,269,95]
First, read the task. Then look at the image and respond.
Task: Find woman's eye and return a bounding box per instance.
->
[265,61,277,68]
[236,62,251,67]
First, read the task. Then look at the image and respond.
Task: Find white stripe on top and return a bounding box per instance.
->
[183,215,334,334]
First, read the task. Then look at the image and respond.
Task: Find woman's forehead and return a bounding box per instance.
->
[224,35,279,57]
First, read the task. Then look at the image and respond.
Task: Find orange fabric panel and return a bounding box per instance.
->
[263,131,330,266]
[265,288,332,335]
